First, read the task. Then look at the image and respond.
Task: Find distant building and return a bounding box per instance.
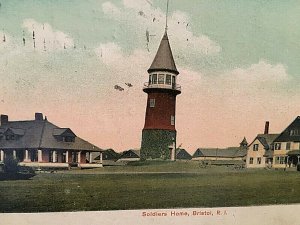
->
[118,149,140,162]
[272,116,300,168]
[176,149,192,160]
[246,118,300,169]
[93,149,121,166]
[246,133,278,168]
[192,139,247,165]
[0,113,103,169]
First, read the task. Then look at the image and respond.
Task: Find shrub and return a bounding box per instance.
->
[3,156,19,173]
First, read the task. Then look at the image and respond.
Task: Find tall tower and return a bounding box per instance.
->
[140,31,181,160]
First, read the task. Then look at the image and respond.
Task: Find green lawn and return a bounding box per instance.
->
[0,162,300,212]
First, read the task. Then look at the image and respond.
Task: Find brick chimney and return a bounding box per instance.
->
[0,114,8,125]
[35,113,44,121]
[264,121,270,134]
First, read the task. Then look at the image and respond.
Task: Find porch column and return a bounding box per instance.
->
[0,150,4,161]
[298,156,300,164]
[13,150,17,159]
[53,150,57,163]
[38,149,43,162]
[77,151,81,163]
[89,152,93,163]
[100,152,103,165]
[65,151,69,163]
[24,149,30,162]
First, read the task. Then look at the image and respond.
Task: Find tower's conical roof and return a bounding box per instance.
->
[148,32,179,75]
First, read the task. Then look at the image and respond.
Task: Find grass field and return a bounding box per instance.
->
[0,161,300,212]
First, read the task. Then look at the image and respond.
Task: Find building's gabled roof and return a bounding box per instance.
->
[176,148,192,160]
[193,147,246,158]
[94,149,120,161]
[148,31,179,75]
[0,119,102,152]
[119,149,140,159]
[274,116,300,142]
[249,134,279,150]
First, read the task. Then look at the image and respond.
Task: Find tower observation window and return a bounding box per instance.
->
[158,74,164,84]
[152,74,157,84]
[172,76,176,88]
[166,75,171,85]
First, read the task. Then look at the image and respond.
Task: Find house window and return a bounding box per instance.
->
[253,144,259,151]
[6,135,15,140]
[249,157,253,164]
[171,116,175,125]
[286,142,291,150]
[166,75,171,85]
[290,129,299,136]
[275,156,285,164]
[149,75,152,85]
[158,74,165,84]
[152,74,157,84]
[275,143,281,150]
[257,157,261,164]
[150,99,155,108]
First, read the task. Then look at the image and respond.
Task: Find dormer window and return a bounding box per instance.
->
[53,128,76,143]
[6,135,15,140]
[64,136,75,142]
[290,129,299,136]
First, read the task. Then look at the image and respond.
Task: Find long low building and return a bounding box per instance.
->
[192,138,248,165]
[0,113,103,169]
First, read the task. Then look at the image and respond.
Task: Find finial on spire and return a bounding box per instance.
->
[165,0,169,32]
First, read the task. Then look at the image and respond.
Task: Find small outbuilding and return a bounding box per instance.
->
[176,148,192,160]
[118,149,140,162]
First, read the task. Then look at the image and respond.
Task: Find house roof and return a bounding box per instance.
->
[176,148,192,160]
[193,147,247,158]
[94,149,120,160]
[148,32,179,75]
[119,149,140,159]
[249,134,279,150]
[0,119,102,152]
[274,116,300,142]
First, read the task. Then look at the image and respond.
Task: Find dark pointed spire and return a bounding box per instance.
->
[240,137,248,147]
[148,31,179,75]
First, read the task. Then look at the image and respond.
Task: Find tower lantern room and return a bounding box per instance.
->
[141,31,181,160]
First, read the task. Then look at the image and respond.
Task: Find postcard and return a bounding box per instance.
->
[1,0,300,224]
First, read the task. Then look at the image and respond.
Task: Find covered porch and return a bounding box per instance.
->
[0,148,104,169]
[286,150,300,168]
